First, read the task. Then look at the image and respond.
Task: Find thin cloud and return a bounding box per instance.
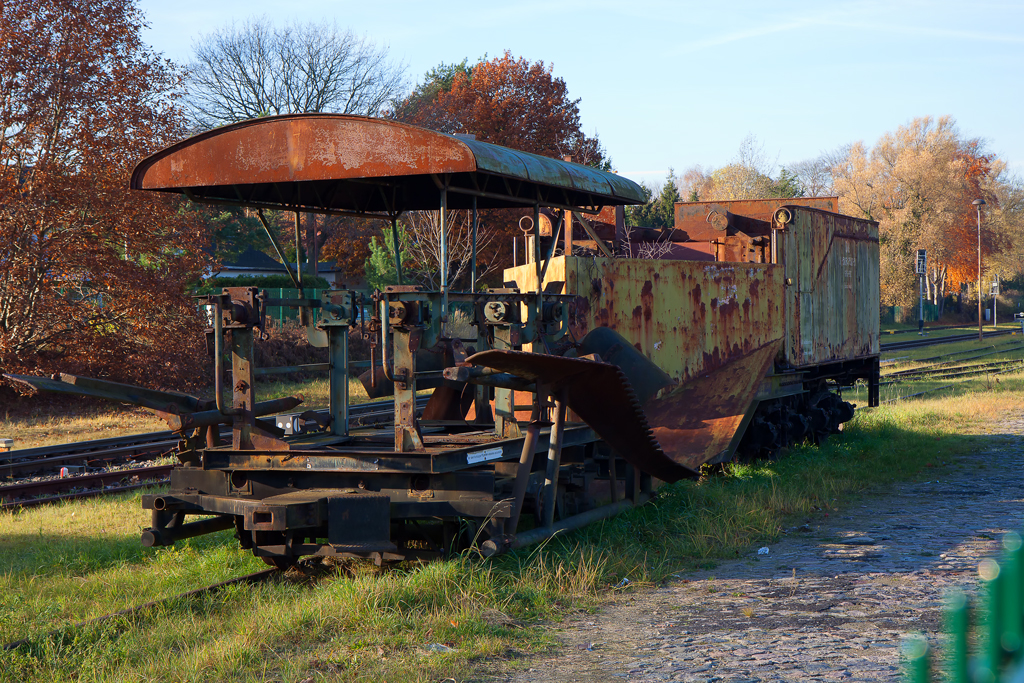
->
[815,18,1024,44]
[667,19,813,56]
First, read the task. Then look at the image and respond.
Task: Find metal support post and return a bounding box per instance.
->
[976,199,986,341]
[230,327,255,450]
[391,217,403,286]
[470,197,477,292]
[542,389,568,528]
[440,187,448,325]
[533,204,543,349]
[393,326,424,451]
[919,273,924,335]
[506,415,541,535]
[295,211,307,327]
[492,325,519,438]
[328,326,349,436]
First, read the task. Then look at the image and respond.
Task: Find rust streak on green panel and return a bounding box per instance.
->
[507,256,785,383]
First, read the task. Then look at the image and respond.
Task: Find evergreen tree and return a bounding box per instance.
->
[626,170,681,229]
[365,223,412,291]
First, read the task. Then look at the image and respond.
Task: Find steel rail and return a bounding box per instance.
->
[881,329,1012,351]
[1,480,170,510]
[909,363,1024,382]
[0,441,177,479]
[882,324,1007,337]
[0,397,432,508]
[2,568,278,652]
[0,432,180,466]
[0,465,174,508]
[1,396,427,468]
[883,358,1024,383]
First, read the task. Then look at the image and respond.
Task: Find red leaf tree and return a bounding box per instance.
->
[0,0,210,389]
[324,52,608,286]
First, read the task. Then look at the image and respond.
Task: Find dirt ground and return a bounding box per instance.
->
[502,418,1024,682]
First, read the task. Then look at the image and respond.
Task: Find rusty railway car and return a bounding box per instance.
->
[6,114,879,566]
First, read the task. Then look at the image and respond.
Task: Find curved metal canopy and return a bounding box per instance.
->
[130,114,645,214]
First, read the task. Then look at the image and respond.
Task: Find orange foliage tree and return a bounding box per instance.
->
[322,52,609,285]
[827,117,1005,309]
[942,149,999,291]
[0,0,209,390]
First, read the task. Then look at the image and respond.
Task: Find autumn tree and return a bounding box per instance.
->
[187,17,407,278]
[0,0,209,388]
[394,51,605,165]
[813,116,1017,310]
[349,51,609,280]
[682,135,803,202]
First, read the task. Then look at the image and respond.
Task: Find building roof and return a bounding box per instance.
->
[219,247,341,273]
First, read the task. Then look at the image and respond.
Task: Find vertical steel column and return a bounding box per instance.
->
[492,325,519,438]
[469,196,488,422]
[294,211,303,287]
[977,199,985,341]
[506,418,541,535]
[608,450,619,503]
[391,216,403,286]
[308,214,318,279]
[533,204,543,346]
[471,197,478,293]
[393,326,424,451]
[295,211,307,327]
[541,388,568,528]
[563,208,572,257]
[440,187,448,323]
[230,328,255,450]
[328,327,349,436]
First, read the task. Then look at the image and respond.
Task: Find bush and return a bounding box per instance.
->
[192,273,330,295]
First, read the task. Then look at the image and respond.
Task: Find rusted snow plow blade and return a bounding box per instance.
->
[643,341,781,470]
[466,349,699,482]
[466,340,782,481]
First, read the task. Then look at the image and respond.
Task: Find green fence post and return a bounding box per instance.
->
[1003,534,1024,664]
[905,634,931,683]
[947,590,970,683]
[980,558,1004,683]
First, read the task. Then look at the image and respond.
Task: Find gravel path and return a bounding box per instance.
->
[507,419,1024,682]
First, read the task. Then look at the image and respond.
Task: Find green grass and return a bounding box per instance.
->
[2,375,1021,681]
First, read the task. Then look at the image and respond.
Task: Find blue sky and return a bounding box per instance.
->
[137,0,1023,186]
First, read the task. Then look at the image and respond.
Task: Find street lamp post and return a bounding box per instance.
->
[974,198,987,341]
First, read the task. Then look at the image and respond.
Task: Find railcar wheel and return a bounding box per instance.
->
[261,555,297,570]
[251,530,297,570]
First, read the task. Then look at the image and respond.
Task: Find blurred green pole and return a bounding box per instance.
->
[981,558,1004,683]
[946,591,969,683]
[1003,535,1024,665]
[905,635,931,683]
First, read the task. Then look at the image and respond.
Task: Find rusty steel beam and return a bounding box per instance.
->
[160,396,304,432]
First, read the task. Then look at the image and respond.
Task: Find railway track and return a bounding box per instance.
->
[0,465,174,510]
[880,328,1013,352]
[0,396,426,509]
[2,568,278,652]
[1,397,421,472]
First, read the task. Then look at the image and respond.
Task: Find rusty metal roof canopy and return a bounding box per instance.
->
[130,114,646,214]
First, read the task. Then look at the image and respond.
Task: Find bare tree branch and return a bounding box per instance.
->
[187,17,406,129]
